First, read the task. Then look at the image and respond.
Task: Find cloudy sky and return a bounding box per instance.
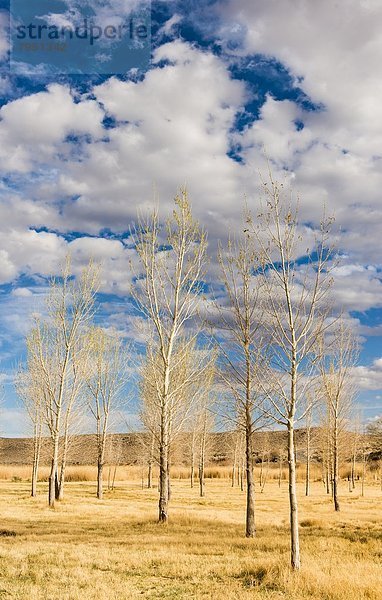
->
[0,0,381,435]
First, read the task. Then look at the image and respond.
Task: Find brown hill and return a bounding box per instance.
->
[0,430,307,466]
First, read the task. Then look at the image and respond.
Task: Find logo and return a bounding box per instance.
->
[10,0,151,75]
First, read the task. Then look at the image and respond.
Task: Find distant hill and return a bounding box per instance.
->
[0,430,312,466]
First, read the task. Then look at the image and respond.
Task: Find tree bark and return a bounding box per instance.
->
[288,419,300,570]
[305,428,310,497]
[57,434,70,501]
[147,433,155,489]
[333,416,340,511]
[245,410,255,537]
[31,423,42,498]
[31,461,38,498]
[158,404,169,522]
[352,453,356,489]
[190,438,195,489]
[97,460,104,500]
[49,433,59,507]
[199,461,205,497]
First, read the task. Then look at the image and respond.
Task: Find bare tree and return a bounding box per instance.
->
[26,257,99,507]
[84,327,127,499]
[140,335,215,509]
[251,172,335,570]
[367,416,382,491]
[132,191,207,522]
[194,369,216,498]
[15,362,45,497]
[367,416,382,451]
[215,218,267,537]
[319,320,358,511]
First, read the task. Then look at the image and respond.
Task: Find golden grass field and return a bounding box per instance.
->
[0,469,381,599]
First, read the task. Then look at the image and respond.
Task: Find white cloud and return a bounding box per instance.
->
[216,0,382,267]
[0,84,104,172]
[159,13,183,36]
[11,288,33,298]
[0,409,30,438]
[353,358,382,391]
[48,40,247,236]
[68,236,137,294]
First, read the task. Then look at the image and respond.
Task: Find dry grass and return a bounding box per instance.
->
[0,462,376,484]
[0,475,381,599]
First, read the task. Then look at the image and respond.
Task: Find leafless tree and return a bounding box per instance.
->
[214,216,267,537]
[132,192,207,522]
[133,195,207,519]
[319,320,358,511]
[250,172,335,569]
[26,257,99,507]
[84,327,127,499]
[15,362,45,497]
[367,416,382,491]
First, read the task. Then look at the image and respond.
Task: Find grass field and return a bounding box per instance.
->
[0,475,381,599]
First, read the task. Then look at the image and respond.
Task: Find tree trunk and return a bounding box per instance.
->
[31,459,38,498]
[199,414,207,498]
[333,416,340,511]
[97,460,103,500]
[57,422,71,500]
[287,420,300,570]
[96,429,107,500]
[325,462,330,494]
[352,452,356,489]
[111,464,117,490]
[31,461,38,498]
[159,409,169,522]
[167,463,171,502]
[190,443,195,489]
[305,429,310,497]
[148,434,155,489]
[245,413,255,537]
[31,425,42,498]
[48,433,59,507]
[361,452,366,497]
[199,461,204,497]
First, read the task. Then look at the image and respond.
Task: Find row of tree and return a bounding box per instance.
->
[17,175,363,571]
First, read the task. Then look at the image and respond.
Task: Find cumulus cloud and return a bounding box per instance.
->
[68,236,137,294]
[353,358,382,391]
[0,84,104,172]
[11,288,33,298]
[49,41,246,236]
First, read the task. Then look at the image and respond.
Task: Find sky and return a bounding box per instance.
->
[0,0,381,435]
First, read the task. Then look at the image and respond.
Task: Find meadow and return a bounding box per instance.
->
[0,469,381,600]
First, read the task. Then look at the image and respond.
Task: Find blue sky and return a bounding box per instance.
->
[0,0,381,435]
